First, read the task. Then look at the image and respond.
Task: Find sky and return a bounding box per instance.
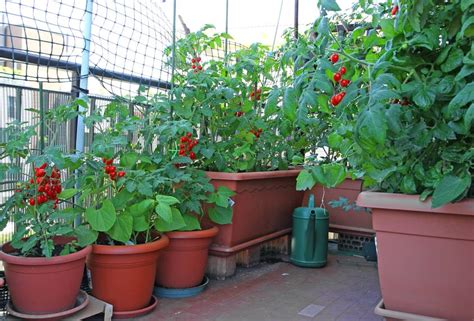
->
[160,0,356,46]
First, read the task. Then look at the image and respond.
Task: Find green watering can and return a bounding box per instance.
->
[290,194,329,268]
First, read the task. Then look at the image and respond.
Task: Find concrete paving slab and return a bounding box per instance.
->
[135,254,383,321]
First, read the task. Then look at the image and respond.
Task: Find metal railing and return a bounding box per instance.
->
[0,83,114,244]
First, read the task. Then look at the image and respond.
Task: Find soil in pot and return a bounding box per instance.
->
[155,226,218,289]
[0,237,91,315]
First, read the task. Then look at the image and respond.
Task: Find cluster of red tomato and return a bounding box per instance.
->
[179,133,198,160]
[191,57,203,73]
[102,158,125,181]
[250,128,263,139]
[28,163,62,208]
[329,53,351,107]
[235,111,244,117]
[250,88,262,101]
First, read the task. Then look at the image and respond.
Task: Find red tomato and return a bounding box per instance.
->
[391,5,399,15]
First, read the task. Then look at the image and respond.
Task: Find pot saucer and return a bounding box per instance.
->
[154,276,209,298]
[113,295,158,319]
[7,290,89,321]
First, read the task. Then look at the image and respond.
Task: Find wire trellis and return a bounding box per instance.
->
[0,0,175,97]
[0,0,246,98]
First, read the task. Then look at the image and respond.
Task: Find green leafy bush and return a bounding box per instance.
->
[297,0,473,208]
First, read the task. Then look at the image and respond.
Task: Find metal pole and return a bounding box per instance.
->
[224,0,229,60]
[75,0,93,227]
[171,0,177,91]
[271,0,284,52]
[39,82,45,154]
[170,0,177,116]
[75,0,93,154]
[294,0,299,39]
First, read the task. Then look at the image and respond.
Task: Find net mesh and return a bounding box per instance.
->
[0,0,173,97]
[0,0,246,98]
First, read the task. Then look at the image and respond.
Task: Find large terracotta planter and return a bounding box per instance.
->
[303,178,373,235]
[86,235,169,312]
[357,192,474,321]
[205,170,304,256]
[155,226,218,288]
[0,238,91,315]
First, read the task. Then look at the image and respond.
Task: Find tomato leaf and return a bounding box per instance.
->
[155,195,180,206]
[85,200,116,232]
[155,202,173,223]
[108,213,133,243]
[448,82,474,115]
[58,188,78,200]
[296,169,316,191]
[432,174,471,208]
[75,225,98,247]
[320,0,340,11]
[283,87,297,122]
[464,103,474,129]
[413,87,436,109]
[441,48,464,73]
[179,214,201,231]
[154,208,186,232]
[208,206,233,225]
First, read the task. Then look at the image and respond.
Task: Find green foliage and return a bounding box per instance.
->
[77,96,236,242]
[0,102,86,257]
[166,26,302,172]
[295,0,472,208]
[319,0,472,207]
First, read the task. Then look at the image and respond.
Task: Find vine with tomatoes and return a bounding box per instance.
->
[296,0,473,207]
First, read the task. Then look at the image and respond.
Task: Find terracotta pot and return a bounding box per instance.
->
[87,235,169,312]
[156,226,218,289]
[357,192,474,321]
[205,170,303,256]
[303,178,373,235]
[0,237,91,315]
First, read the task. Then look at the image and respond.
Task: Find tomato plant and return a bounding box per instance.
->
[296,0,473,207]
[164,25,302,172]
[74,98,235,245]
[0,101,85,257]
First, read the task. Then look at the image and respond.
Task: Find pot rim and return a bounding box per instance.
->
[91,234,169,255]
[205,169,301,181]
[356,191,474,216]
[0,243,92,266]
[165,226,219,239]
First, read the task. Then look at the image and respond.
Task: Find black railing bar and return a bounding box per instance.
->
[0,47,172,90]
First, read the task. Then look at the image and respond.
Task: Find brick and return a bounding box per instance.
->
[206,255,236,280]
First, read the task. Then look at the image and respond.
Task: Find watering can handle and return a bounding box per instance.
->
[308,194,315,208]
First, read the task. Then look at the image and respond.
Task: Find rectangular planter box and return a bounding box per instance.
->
[205,170,304,256]
[357,192,474,321]
[303,178,373,235]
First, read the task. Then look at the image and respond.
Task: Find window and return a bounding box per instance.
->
[7,95,15,118]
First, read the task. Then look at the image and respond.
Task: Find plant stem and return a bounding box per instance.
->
[327,32,373,66]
